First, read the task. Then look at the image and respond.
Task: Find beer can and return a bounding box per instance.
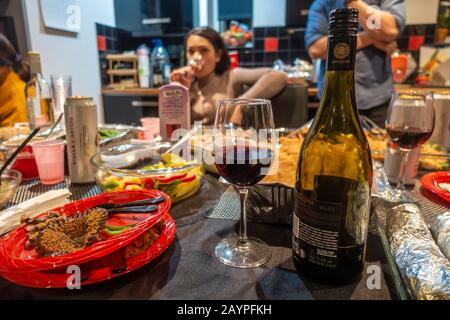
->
[64,96,99,183]
[384,140,420,186]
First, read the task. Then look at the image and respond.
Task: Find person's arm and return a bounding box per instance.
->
[308,31,376,60]
[305,0,328,60]
[229,68,288,100]
[306,1,377,60]
[347,0,405,42]
[170,66,196,88]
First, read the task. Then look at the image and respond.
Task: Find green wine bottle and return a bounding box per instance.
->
[293,8,373,285]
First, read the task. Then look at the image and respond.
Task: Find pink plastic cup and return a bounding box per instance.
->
[140,117,160,140]
[31,140,66,185]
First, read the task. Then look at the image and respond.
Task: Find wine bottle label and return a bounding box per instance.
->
[293,174,371,270]
[327,37,356,71]
[293,192,343,269]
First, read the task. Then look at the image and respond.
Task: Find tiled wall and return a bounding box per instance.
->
[95,22,438,85]
[239,24,437,68]
[237,26,309,67]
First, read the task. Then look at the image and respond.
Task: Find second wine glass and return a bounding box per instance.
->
[386,91,435,199]
[213,98,276,268]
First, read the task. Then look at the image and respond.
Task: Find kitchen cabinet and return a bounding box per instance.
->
[103,93,159,125]
[114,0,194,36]
[218,0,253,21]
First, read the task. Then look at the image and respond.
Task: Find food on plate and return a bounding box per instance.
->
[124,220,164,259]
[260,126,450,187]
[99,128,122,141]
[262,136,303,187]
[0,126,30,141]
[366,130,387,161]
[419,143,449,171]
[0,179,18,209]
[99,153,204,203]
[365,129,449,170]
[23,208,108,257]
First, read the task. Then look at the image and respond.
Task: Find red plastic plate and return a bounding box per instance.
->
[0,190,171,273]
[420,171,450,203]
[0,214,175,288]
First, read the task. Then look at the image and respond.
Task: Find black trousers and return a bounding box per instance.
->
[359,100,390,128]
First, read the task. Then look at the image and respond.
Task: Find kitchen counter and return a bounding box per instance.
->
[103,86,320,97]
[395,84,450,94]
[102,87,159,96]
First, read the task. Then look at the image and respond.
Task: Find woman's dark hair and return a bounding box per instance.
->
[184,27,230,75]
[0,34,30,82]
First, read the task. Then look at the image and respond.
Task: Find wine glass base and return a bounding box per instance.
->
[215,236,272,269]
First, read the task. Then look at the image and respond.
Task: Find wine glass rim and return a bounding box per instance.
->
[217,98,271,106]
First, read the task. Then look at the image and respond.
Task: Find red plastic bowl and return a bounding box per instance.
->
[11,145,40,180]
[0,190,171,273]
[0,214,176,288]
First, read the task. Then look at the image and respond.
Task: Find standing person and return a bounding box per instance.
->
[170,27,288,125]
[0,34,29,127]
[306,0,405,127]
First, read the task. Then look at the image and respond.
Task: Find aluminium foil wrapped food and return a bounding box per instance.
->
[387,203,450,300]
[430,211,450,261]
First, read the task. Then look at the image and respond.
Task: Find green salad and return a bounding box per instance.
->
[99,128,121,141]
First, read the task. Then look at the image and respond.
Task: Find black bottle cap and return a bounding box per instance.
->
[329,8,359,37]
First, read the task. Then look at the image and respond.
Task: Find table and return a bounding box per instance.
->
[0,175,405,300]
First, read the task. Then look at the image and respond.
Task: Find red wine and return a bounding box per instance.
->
[215,146,273,187]
[387,126,433,150]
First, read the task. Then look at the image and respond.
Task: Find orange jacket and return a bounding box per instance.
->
[0,70,28,127]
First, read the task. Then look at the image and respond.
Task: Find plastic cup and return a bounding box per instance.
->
[31,140,66,185]
[51,74,72,126]
[140,117,160,140]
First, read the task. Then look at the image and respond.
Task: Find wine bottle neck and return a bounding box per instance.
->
[326,35,356,72]
[320,33,358,115]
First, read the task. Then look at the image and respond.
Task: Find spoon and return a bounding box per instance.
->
[0,127,40,185]
[163,125,200,156]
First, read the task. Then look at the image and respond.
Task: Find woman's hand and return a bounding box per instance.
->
[170,66,196,88]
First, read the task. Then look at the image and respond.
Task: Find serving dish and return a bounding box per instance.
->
[90,140,205,203]
[0,190,171,273]
[0,214,175,288]
[420,171,450,203]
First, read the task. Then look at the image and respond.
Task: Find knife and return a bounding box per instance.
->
[98,196,166,210]
[107,205,159,214]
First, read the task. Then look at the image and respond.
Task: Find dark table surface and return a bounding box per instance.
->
[0,175,397,300]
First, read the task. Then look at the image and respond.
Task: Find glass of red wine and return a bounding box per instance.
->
[213,99,276,268]
[386,91,434,198]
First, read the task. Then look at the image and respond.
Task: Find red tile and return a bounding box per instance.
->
[408,35,425,51]
[97,35,106,51]
[229,50,239,69]
[264,37,279,53]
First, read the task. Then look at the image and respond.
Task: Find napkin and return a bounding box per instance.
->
[0,189,71,236]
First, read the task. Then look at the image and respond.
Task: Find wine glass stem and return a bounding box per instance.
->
[396,149,409,191]
[237,187,249,246]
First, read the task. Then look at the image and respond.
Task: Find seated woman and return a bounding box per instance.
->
[0,34,29,127]
[171,27,287,125]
